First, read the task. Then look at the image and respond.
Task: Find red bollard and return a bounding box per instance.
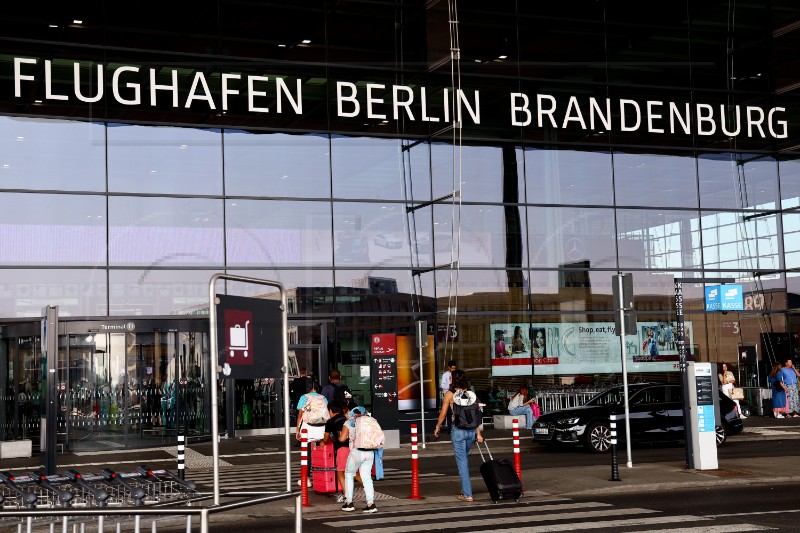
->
[409,423,421,499]
[300,429,310,507]
[512,418,523,486]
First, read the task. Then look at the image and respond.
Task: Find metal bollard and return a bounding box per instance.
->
[409,423,421,499]
[512,419,522,485]
[610,414,620,481]
[177,434,186,480]
[300,429,310,507]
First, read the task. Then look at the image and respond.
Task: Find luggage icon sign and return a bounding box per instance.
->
[229,320,250,358]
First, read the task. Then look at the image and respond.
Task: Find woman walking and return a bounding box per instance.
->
[433,370,483,502]
[768,362,788,418]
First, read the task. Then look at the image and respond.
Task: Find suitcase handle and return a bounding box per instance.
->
[476,440,493,463]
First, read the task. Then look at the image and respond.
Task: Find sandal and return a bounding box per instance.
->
[457,495,474,502]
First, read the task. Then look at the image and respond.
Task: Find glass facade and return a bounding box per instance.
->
[1,1,799,448]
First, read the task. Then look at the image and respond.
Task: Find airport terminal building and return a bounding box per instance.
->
[0,1,798,450]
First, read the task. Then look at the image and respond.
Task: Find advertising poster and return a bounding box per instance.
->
[396,335,437,410]
[490,321,694,377]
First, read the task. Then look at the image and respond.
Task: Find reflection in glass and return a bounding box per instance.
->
[431,143,505,203]
[0,117,106,192]
[698,154,778,210]
[701,211,780,272]
[780,159,800,209]
[434,204,525,268]
[524,148,613,205]
[108,269,219,316]
[785,213,800,270]
[614,151,698,208]
[107,124,222,195]
[617,209,700,270]
[227,199,332,267]
[332,136,406,200]
[225,131,330,198]
[0,269,107,318]
[333,202,411,267]
[0,193,106,266]
[108,196,223,267]
[226,269,336,315]
[528,207,616,269]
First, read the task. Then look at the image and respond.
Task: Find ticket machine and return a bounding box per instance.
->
[687,362,719,470]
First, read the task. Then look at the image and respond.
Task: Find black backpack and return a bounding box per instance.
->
[332,382,352,402]
[452,390,482,429]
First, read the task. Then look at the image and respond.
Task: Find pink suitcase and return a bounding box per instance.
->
[312,468,338,494]
[312,441,336,469]
[312,441,338,494]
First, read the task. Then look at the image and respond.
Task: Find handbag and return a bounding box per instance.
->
[730,387,744,400]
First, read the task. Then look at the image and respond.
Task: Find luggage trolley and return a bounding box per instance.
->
[63,470,110,507]
[136,466,197,504]
[100,468,148,507]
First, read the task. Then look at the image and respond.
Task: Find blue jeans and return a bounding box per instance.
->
[344,448,375,504]
[509,405,534,429]
[451,426,476,498]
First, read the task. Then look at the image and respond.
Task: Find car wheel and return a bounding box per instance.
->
[715,424,727,446]
[584,420,612,453]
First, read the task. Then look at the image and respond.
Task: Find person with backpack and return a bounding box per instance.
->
[337,406,383,513]
[433,369,483,502]
[321,369,352,403]
[295,380,329,443]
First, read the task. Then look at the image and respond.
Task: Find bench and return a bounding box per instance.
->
[0,439,32,459]
[493,414,525,430]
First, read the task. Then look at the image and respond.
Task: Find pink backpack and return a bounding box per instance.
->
[302,394,329,425]
[353,415,385,450]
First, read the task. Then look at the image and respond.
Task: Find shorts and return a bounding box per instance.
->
[336,446,350,472]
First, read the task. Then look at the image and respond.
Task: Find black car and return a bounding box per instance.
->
[532,383,744,453]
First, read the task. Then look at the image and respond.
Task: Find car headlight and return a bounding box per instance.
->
[557,417,580,425]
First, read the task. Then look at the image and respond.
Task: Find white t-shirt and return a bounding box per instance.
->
[508,393,525,410]
[440,370,452,392]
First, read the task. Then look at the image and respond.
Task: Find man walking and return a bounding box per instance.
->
[321,369,352,403]
[781,358,800,417]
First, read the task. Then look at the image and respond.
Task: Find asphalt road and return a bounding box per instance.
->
[190,481,800,532]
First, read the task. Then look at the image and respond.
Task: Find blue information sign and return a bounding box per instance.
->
[705,284,743,312]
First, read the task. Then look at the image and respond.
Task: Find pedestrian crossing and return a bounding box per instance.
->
[310,498,773,532]
[185,463,442,492]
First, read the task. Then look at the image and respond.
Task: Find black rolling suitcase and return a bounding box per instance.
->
[477,441,523,503]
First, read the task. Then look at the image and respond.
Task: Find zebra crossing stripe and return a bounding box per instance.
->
[324,502,616,529]
[637,526,769,533]
[461,516,759,533]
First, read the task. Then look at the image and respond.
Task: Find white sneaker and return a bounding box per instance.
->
[740,413,747,419]
[775,413,785,418]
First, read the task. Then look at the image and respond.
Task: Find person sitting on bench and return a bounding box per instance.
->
[508,385,537,430]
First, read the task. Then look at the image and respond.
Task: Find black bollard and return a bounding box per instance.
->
[610,414,621,481]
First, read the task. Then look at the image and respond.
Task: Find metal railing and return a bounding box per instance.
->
[536,387,605,413]
[0,490,301,533]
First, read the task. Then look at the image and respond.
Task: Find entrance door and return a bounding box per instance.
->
[65,333,127,451]
[64,329,210,451]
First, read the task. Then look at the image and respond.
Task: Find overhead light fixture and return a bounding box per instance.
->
[498,55,508,59]
[73,19,83,24]
[302,39,311,44]
[49,24,58,28]
[278,44,286,48]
